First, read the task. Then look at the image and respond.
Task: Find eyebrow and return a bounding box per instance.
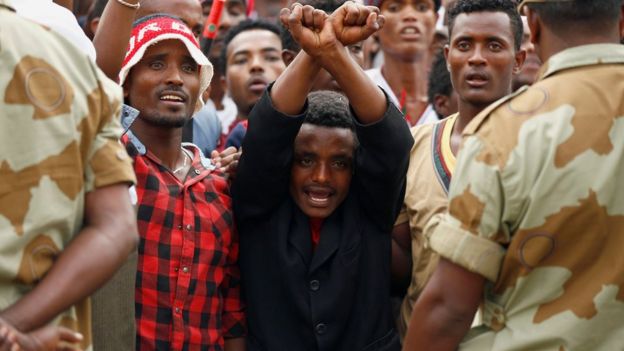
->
[232,47,281,56]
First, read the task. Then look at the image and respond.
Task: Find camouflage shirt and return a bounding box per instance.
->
[0,3,136,350]
[426,44,624,350]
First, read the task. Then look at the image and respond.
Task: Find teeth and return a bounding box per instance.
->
[161,95,183,101]
[403,28,416,34]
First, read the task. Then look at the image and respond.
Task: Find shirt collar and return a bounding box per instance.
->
[538,44,624,81]
[121,104,216,171]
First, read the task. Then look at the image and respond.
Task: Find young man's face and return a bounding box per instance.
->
[225,29,285,118]
[290,125,355,219]
[377,0,438,59]
[202,0,247,59]
[124,40,200,127]
[445,11,523,107]
[138,0,203,38]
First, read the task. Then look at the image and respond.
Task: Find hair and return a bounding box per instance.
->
[281,0,348,52]
[219,19,283,74]
[304,91,355,132]
[428,50,453,118]
[447,0,523,51]
[526,0,621,37]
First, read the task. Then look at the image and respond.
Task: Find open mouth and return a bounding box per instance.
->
[159,91,187,105]
[400,26,421,40]
[304,187,334,207]
[248,77,269,95]
[465,72,489,88]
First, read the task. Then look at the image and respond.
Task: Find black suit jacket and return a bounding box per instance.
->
[232,89,413,351]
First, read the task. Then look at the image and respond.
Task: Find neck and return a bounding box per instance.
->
[449,100,491,155]
[381,53,430,98]
[130,118,184,169]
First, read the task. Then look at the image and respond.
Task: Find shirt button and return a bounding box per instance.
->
[194,169,201,175]
[315,323,326,335]
[177,225,182,229]
[185,224,192,230]
[182,266,189,273]
[174,307,181,314]
[309,280,320,291]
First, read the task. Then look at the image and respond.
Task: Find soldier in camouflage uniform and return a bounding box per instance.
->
[403,0,624,350]
[0,1,138,350]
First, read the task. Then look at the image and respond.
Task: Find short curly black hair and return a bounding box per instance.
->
[447,0,523,51]
[219,19,283,74]
[304,91,355,132]
[428,50,453,119]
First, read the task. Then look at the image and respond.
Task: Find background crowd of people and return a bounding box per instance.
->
[0,0,623,350]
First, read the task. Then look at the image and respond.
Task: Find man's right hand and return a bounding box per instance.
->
[330,1,385,46]
[0,319,83,351]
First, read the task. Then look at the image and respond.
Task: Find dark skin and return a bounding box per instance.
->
[402,4,624,349]
[0,184,137,341]
[0,320,83,351]
[399,12,525,350]
[376,0,438,126]
[276,2,386,122]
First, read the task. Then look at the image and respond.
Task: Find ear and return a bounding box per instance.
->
[90,17,100,36]
[443,44,450,71]
[513,48,527,75]
[281,49,296,66]
[620,3,624,41]
[433,94,449,117]
[526,8,540,48]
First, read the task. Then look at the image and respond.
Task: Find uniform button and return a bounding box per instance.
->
[182,266,189,273]
[315,323,326,335]
[309,280,320,291]
[185,224,192,230]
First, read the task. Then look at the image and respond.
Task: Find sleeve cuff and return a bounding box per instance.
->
[394,207,408,226]
[425,215,506,282]
[222,311,246,338]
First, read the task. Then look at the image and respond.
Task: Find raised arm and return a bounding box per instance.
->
[92,0,139,80]
[232,5,327,220]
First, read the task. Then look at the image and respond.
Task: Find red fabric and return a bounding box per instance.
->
[309,218,323,251]
[123,136,245,351]
[123,16,199,71]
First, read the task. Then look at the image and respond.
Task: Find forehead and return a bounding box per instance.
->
[143,39,193,58]
[227,29,282,56]
[143,0,203,27]
[381,0,436,10]
[451,11,513,42]
[294,124,355,153]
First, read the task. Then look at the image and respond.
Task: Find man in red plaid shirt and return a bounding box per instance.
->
[117,14,245,351]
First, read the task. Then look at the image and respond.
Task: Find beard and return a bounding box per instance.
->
[141,111,190,128]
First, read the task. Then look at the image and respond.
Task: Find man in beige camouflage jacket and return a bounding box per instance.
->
[0,1,138,350]
[403,0,624,350]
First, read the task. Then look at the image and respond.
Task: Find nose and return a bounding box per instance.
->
[165,65,184,86]
[312,163,330,184]
[468,45,486,66]
[249,54,265,74]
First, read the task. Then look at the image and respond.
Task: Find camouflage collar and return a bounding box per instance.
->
[538,44,624,81]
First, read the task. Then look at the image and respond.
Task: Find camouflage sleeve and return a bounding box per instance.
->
[84,65,136,192]
[425,135,509,282]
